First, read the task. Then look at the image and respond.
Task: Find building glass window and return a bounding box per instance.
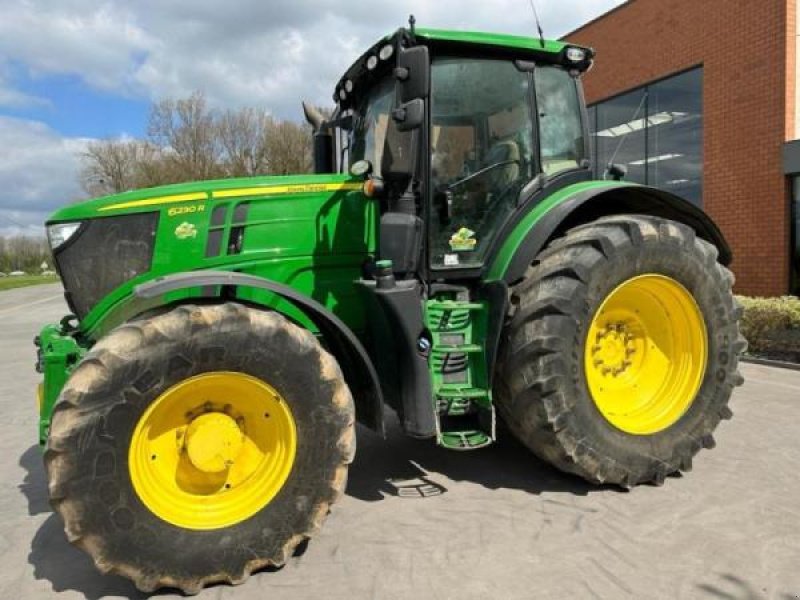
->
[648,69,703,204]
[594,88,648,186]
[589,66,704,206]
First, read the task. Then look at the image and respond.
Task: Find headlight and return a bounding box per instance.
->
[565,47,587,63]
[366,55,378,70]
[47,222,83,250]
[344,79,354,93]
[379,44,394,61]
[339,88,347,101]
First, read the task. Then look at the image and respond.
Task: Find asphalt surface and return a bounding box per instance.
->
[1,283,799,600]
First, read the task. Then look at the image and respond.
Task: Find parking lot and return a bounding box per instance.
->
[1,283,799,599]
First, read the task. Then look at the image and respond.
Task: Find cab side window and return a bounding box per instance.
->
[535,66,586,176]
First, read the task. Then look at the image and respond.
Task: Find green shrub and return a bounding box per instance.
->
[735,295,800,361]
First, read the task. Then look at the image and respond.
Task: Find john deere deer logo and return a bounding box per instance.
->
[174,222,197,240]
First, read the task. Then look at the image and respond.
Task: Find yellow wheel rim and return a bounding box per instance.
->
[584,274,707,435]
[128,371,296,530]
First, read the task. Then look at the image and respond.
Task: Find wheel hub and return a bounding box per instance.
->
[184,412,244,473]
[591,321,637,377]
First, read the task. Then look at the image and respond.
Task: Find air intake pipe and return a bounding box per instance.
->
[302,101,334,174]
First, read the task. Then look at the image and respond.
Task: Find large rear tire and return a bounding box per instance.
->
[45,303,355,593]
[496,215,745,487]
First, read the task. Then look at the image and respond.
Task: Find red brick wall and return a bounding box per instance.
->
[565,0,792,296]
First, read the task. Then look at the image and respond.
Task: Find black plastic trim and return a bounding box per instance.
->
[134,271,385,434]
[356,278,435,438]
[476,279,509,386]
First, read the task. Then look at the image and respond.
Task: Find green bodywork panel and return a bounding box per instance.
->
[415,28,567,55]
[486,180,628,281]
[49,174,376,337]
[36,324,87,445]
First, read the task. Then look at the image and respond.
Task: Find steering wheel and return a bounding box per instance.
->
[445,159,521,191]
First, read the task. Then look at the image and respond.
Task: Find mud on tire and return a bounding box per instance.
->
[495,215,746,488]
[45,303,355,594]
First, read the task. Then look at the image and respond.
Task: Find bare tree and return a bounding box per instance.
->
[81,139,143,196]
[79,91,319,196]
[217,107,273,177]
[0,235,50,272]
[265,120,313,175]
[148,91,222,181]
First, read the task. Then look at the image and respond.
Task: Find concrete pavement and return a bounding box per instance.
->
[1,283,799,599]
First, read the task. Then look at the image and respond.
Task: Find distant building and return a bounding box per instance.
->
[564,0,798,296]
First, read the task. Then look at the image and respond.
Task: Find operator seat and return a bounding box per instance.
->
[483,139,520,192]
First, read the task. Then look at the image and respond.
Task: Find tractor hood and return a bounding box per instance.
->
[46,172,375,333]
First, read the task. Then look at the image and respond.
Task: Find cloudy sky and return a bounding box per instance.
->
[0,0,624,236]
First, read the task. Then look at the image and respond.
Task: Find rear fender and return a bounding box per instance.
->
[500,182,731,285]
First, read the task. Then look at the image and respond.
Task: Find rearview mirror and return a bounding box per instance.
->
[392,98,424,132]
[395,46,430,103]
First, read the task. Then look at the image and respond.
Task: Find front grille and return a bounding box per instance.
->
[54,213,159,319]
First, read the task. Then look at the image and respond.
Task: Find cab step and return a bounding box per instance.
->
[425,298,495,450]
[439,430,493,450]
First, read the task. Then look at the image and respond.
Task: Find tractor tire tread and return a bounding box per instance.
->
[45,303,355,594]
[496,215,743,488]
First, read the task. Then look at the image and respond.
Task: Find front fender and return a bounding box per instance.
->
[100,270,385,434]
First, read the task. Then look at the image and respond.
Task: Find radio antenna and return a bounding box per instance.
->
[527,0,546,48]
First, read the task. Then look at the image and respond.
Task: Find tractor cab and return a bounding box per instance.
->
[309,26,594,278]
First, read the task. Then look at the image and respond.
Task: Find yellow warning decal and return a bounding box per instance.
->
[97,182,362,211]
[99,192,208,212]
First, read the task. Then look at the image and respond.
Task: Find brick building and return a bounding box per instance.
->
[564,0,798,296]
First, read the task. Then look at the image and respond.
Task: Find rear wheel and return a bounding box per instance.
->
[45,303,355,593]
[496,215,745,487]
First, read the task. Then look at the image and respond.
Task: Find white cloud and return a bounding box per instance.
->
[0,116,92,236]
[0,0,625,117]
[0,0,624,232]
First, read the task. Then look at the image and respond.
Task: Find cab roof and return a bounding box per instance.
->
[334,26,593,105]
[414,27,567,55]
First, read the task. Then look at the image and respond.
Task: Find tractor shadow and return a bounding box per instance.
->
[19,445,52,516]
[695,572,797,600]
[347,413,621,502]
[20,444,152,600]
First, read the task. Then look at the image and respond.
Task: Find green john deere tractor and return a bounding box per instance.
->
[36,24,745,593]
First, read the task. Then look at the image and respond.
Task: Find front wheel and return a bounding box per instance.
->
[45,303,355,593]
[496,215,746,487]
